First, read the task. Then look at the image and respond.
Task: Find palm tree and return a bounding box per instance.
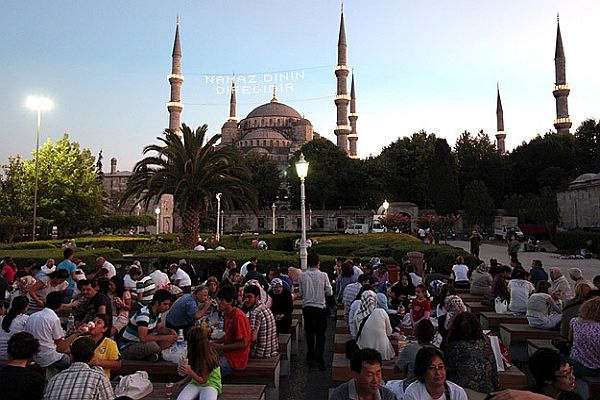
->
[121,123,257,246]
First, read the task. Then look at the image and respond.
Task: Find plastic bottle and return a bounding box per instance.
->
[67,314,75,333]
[398,304,405,316]
[217,314,224,330]
[177,329,185,349]
[397,333,407,355]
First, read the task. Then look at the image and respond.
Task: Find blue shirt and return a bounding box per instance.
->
[57,259,77,289]
[165,293,200,327]
[529,267,548,286]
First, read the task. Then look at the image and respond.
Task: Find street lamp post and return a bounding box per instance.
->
[26,96,53,241]
[295,153,309,270]
[215,193,222,242]
[136,204,141,234]
[155,207,161,234]
[221,210,224,237]
[271,203,276,234]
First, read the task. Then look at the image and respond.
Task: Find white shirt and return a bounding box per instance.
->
[123,274,137,291]
[240,261,252,277]
[508,279,535,313]
[101,261,116,278]
[299,268,333,309]
[194,244,205,251]
[352,265,363,280]
[404,380,468,400]
[409,272,423,287]
[451,264,469,282]
[171,268,192,287]
[0,314,29,360]
[24,307,65,367]
[149,270,170,290]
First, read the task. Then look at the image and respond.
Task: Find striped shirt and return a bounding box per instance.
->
[248,303,279,359]
[136,276,156,306]
[122,306,161,342]
[43,362,114,400]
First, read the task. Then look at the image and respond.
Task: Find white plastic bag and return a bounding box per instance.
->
[114,371,153,399]
[494,297,508,314]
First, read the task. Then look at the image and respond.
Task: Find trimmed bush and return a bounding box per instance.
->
[0,236,152,253]
[0,248,123,268]
[552,231,599,254]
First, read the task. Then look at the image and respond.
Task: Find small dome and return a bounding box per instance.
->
[572,173,599,184]
[246,101,302,119]
[243,128,288,141]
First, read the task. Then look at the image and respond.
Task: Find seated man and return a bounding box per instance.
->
[210,285,251,376]
[120,289,177,361]
[76,279,112,325]
[330,348,397,400]
[169,262,192,294]
[24,291,86,370]
[129,266,156,308]
[243,285,279,359]
[242,262,269,291]
[166,285,213,335]
[44,336,114,400]
[0,332,45,400]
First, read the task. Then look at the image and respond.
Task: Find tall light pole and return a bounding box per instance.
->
[155,207,161,234]
[136,204,141,234]
[271,203,276,234]
[26,95,53,241]
[221,210,225,237]
[215,193,222,242]
[295,153,309,270]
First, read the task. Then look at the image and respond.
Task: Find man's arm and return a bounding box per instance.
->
[138,325,177,343]
[324,273,333,297]
[211,337,248,352]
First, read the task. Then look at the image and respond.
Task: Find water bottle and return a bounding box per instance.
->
[218,314,224,330]
[177,329,185,349]
[67,313,75,333]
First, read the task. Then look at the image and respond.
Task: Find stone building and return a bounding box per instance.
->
[557,173,600,230]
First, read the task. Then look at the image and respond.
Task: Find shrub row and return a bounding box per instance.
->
[0,248,123,268]
[552,231,600,253]
[0,236,153,253]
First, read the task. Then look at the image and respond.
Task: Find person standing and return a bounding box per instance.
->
[299,252,332,371]
[507,235,520,261]
[469,230,483,259]
[56,248,78,299]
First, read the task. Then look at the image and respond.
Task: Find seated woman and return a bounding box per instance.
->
[526,348,583,400]
[569,296,600,378]
[348,284,374,338]
[451,256,470,289]
[470,262,493,297]
[0,296,29,360]
[267,278,293,334]
[436,295,466,348]
[389,272,415,310]
[0,332,45,400]
[560,281,592,338]
[444,312,500,393]
[354,290,395,360]
[508,268,535,313]
[433,280,456,318]
[335,261,356,304]
[89,313,121,379]
[527,280,562,330]
[403,346,468,400]
[206,277,220,300]
[27,269,68,310]
[394,319,435,390]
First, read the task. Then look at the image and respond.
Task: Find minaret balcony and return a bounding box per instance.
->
[168,74,184,82]
[227,117,238,122]
[335,65,349,71]
[553,83,569,91]
[554,118,572,125]
[166,101,184,110]
[335,124,352,131]
[495,131,506,137]
[335,94,350,101]
[347,134,358,138]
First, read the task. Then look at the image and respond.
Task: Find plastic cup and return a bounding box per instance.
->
[165,382,174,397]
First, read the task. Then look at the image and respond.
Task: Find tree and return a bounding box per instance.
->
[378,213,411,232]
[243,152,284,208]
[462,180,496,229]
[121,123,258,247]
[573,119,600,174]
[430,138,460,214]
[0,135,104,235]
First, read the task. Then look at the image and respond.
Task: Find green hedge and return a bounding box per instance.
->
[0,248,123,268]
[0,236,153,253]
[552,231,600,253]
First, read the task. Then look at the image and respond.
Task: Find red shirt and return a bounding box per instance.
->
[410,297,431,322]
[223,307,252,370]
[2,264,17,284]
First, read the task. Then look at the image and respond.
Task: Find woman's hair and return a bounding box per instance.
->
[128,266,142,277]
[515,268,528,280]
[47,268,69,280]
[574,281,593,302]
[354,284,374,301]
[94,313,112,338]
[206,276,219,292]
[97,277,110,295]
[187,327,219,375]
[110,275,126,297]
[536,280,551,294]
[415,284,427,294]
[7,331,39,360]
[529,348,564,386]
[341,260,354,278]
[2,296,29,333]
[415,319,435,344]
[414,346,446,382]
[455,256,464,264]
[579,296,600,322]
[447,312,484,342]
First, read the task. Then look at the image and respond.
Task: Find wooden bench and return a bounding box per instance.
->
[337,308,345,321]
[499,324,560,362]
[457,293,485,303]
[122,383,266,400]
[479,311,527,330]
[464,301,491,315]
[331,353,526,389]
[278,334,291,377]
[290,319,299,355]
[334,333,401,355]
[292,309,303,327]
[526,338,555,357]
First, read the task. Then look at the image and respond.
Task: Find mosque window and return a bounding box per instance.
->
[317,218,324,229]
[263,140,267,146]
[269,118,273,125]
[277,119,281,125]
[276,140,280,147]
[277,217,285,230]
[337,218,345,229]
[257,218,265,229]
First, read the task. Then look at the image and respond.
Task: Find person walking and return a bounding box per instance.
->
[469,230,483,259]
[299,252,332,371]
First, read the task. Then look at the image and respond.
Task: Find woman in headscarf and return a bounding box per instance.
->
[437,295,466,348]
[389,272,415,310]
[470,262,493,297]
[354,290,395,360]
[267,278,293,334]
[376,292,401,329]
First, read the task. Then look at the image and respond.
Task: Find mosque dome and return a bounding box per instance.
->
[572,173,600,184]
[246,99,302,119]
[243,128,289,141]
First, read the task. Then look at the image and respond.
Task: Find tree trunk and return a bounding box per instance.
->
[182,202,201,247]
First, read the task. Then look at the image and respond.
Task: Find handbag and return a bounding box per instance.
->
[114,370,153,399]
[345,313,371,359]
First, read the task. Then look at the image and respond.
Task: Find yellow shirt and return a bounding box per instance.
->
[94,337,120,379]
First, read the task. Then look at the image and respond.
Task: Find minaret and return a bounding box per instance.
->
[348,72,358,158]
[228,81,237,121]
[334,5,351,154]
[495,84,506,154]
[553,15,572,134]
[167,18,184,136]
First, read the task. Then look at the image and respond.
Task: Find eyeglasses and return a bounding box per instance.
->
[428,364,446,372]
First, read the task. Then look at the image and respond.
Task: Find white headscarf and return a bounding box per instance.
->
[355,290,377,326]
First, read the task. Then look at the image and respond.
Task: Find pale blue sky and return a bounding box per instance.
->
[2,1,599,171]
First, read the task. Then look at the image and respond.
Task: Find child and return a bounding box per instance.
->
[175,327,222,400]
[410,284,431,330]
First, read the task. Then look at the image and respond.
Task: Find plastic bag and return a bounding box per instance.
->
[494,297,508,314]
